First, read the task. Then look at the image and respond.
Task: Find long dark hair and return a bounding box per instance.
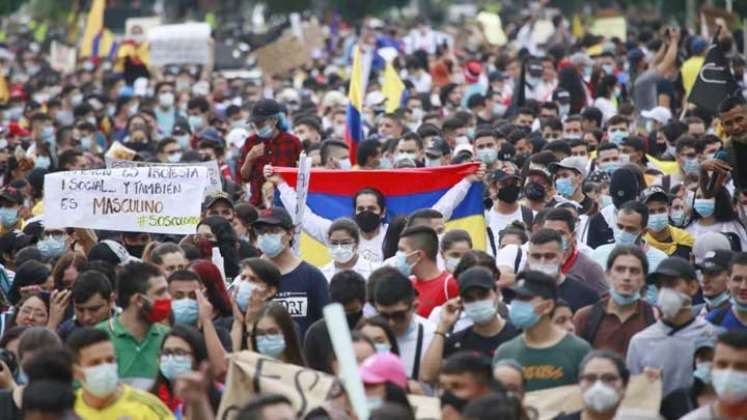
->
[558,66,587,114]
[381,216,408,260]
[251,302,306,367]
[198,216,240,279]
[355,317,401,355]
[150,325,221,411]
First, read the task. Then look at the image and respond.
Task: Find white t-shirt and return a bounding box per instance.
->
[687,220,747,251]
[397,315,435,379]
[486,206,525,255]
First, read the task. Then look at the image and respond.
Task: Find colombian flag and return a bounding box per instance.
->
[344,45,370,165]
[275,163,486,267]
[79,0,115,60]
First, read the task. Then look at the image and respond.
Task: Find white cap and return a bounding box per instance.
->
[641,106,672,125]
[453,143,473,157]
[226,128,249,149]
[365,91,386,108]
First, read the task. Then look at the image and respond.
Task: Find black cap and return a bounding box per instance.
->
[489,169,520,184]
[647,256,697,285]
[202,191,234,211]
[250,99,282,122]
[640,186,669,204]
[621,136,645,151]
[509,270,558,300]
[425,137,451,158]
[458,267,495,295]
[497,142,515,161]
[698,250,733,275]
[255,207,294,230]
[552,88,571,103]
[610,167,640,209]
[172,120,191,136]
[0,231,31,254]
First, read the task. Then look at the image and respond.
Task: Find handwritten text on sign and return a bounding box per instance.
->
[43,167,209,234]
[105,157,221,196]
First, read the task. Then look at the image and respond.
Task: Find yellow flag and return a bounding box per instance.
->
[0,75,9,104]
[572,14,585,39]
[382,62,404,113]
[79,0,105,57]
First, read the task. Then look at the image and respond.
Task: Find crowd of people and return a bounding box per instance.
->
[0,2,747,419]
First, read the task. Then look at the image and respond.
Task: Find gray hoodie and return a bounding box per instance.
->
[626,318,722,397]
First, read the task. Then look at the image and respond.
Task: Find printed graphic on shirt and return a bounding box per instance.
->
[522,365,564,381]
[274,293,309,317]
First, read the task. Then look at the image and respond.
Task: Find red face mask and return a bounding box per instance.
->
[146,297,172,323]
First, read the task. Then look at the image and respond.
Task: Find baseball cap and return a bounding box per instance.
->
[698,250,733,275]
[569,52,593,67]
[639,186,669,204]
[549,156,588,178]
[647,256,696,285]
[497,142,515,161]
[172,121,191,136]
[627,48,645,65]
[693,233,733,265]
[489,170,520,184]
[0,231,32,254]
[250,99,282,122]
[425,137,451,158]
[609,167,640,209]
[452,143,473,157]
[690,37,708,55]
[509,270,558,300]
[458,267,495,295]
[621,136,645,152]
[0,187,23,205]
[552,88,571,104]
[254,207,294,230]
[202,191,234,211]
[359,352,407,388]
[641,106,672,125]
[198,127,224,148]
[88,239,134,266]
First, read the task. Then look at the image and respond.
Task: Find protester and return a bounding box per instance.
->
[248,302,305,366]
[707,252,747,331]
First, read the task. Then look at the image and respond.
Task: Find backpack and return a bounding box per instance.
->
[486,206,533,256]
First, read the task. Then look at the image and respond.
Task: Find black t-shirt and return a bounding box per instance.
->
[274,261,330,338]
[559,274,600,313]
[444,321,520,359]
[0,390,19,419]
[579,194,594,215]
[734,141,747,190]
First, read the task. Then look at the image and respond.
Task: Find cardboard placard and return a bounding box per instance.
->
[148,22,211,66]
[44,167,208,234]
[255,23,324,76]
[589,16,627,40]
[217,351,440,420]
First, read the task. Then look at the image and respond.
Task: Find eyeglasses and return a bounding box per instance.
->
[579,373,621,384]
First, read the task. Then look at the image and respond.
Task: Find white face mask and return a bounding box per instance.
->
[329,244,355,264]
[657,287,690,319]
[445,256,460,273]
[159,92,175,108]
[81,362,119,398]
[530,261,559,278]
[582,381,621,413]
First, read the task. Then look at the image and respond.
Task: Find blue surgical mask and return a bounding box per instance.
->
[477,148,498,164]
[614,229,638,246]
[160,354,193,381]
[683,158,700,175]
[647,213,669,232]
[0,207,18,228]
[555,177,576,198]
[670,210,687,226]
[37,236,66,259]
[694,198,715,218]
[394,250,415,277]
[35,155,51,169]
[367,396,384,411]
[256,334,286,358]
[236,281,256,312]
[175,134,191,149]
[559,104,570,118]
[41,125,55,142]
[338,158,352,170]
[602,64,615,75]
[600,161,620,175]
[378,157,393,169]
[80,136,94,150]
[508,299,540,329]
[601,194,613,208]
[704,291,730,308]
[694,362,712,385]
[188,115,204,131]
[609,288,640,306]
[732,297,747,313]
[711,368,747,403]
[609,131,628,145]
[172,298,199,325]
[645,285,658,305]
[374,343,391,353]
[167,152,183,163]
[258,233,285,258]
[583,66,593,79]
[257,125,274,139]
[463,299,496,324]
[425,158,441,168]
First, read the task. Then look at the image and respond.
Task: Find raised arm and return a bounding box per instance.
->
[432,164,485,221]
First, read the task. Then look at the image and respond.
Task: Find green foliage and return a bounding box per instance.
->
[0,0,26,17]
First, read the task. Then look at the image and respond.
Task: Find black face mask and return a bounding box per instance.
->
[123,141,150,152]
[524,182,546,201]
[125,244,146,258]
[514,153,528,169]
[345,310,363,329]
[355,211,381,233]
[440,389,468,413]
[496,185,521,203]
